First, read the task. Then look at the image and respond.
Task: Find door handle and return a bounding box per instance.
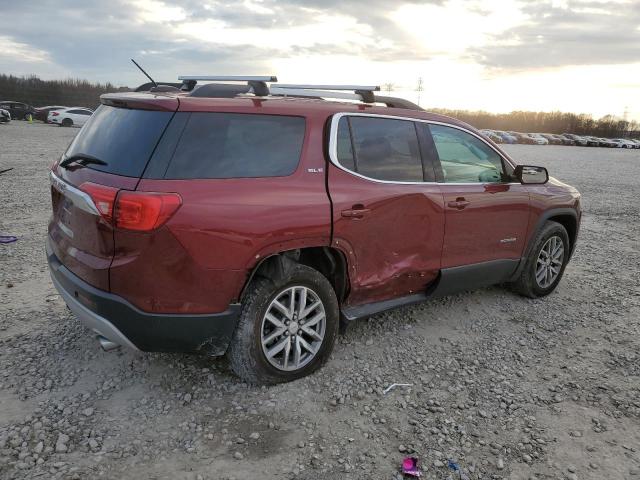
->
[341,204,370,218]
[447,197,470,210]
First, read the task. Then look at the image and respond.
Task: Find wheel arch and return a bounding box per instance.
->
[526,207,579,259]
[510,207,579,283]
[547,212,578,255]
[240,247,350,304]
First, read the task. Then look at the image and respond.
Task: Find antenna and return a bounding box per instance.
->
[131,59,157,88]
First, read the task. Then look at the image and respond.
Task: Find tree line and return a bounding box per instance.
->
[0,74,128,110]
[430,108,640,139]
[1,74,637,138]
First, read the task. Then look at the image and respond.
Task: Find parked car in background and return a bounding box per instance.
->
[46,79,582,383]
[629,139,640,148]
[0,101,35,120]
[495,131,518,144]
[0,108,10,123]
[48,107,93,127]
[540,134,563,145]
[553,134,575,146]
[34,106,67,123]
[480,129,504,143]
[527,133,549,145]
[597,138,617,148]
[562,134,588,146]
[508,131,537,144]
[611,138,637,149]
[582,136,602,147]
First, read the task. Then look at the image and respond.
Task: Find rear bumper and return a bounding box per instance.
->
[47,239,241,355]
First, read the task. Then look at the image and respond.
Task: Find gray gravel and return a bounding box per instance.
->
[1,121,639,479]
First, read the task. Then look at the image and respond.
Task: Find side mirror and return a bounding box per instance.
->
[515,165,548,184]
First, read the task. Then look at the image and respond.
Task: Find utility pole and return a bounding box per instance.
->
[416,77,423,107]
[623,106,629,122]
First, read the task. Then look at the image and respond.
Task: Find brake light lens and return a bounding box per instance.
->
[51,111,59,116]
[115,191,182,231]
[80,182,118,222]
[80,183,181,231]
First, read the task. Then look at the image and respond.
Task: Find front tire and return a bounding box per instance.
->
[227,264,339,384]
[511,221,570,298]
[61,118,73,127]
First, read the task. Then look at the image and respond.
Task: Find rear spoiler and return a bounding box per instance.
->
[100,92,179,111]
[134,81,184,92]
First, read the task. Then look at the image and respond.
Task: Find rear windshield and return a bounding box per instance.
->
[163,113,305,179]
[64,105,173,177]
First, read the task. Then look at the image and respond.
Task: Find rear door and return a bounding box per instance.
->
[327,114,445,306]
[48,102,177,290]
[427,123,529,269]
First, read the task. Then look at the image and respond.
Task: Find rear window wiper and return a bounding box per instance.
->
[59,154,108,169]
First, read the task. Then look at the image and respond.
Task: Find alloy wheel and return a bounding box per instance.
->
[260,286,326,371]
[535,235,564,288]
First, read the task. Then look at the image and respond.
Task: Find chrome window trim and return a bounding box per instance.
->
[49,171,100,216]
[328,112,518,186]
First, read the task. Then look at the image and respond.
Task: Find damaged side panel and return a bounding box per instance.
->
[327,165,445,306]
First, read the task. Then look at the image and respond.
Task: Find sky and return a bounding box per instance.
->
[1,0,639,120]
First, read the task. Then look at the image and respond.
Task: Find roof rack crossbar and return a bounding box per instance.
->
[270,87,371,102]
[276,84,380,91]
[177,75,277,95]
[177,75,277,82]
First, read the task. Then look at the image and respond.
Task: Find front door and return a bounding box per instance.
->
[327,114,445,306]
[427,123,530,269]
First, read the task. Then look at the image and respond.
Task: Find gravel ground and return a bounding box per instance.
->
[1,121,639,480]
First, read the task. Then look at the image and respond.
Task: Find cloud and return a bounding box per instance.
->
[473,0,640,69]
[0,0,639,91]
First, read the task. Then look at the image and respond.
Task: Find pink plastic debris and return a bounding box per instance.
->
[401,457,422,477]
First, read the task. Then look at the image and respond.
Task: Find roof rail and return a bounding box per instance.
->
[271,84,380,103]
[375,95,424,111]
[177,75,278,95]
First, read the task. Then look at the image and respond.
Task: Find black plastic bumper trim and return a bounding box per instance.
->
[47,240,241,355]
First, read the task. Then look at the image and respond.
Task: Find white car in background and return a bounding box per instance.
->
[0,108,10,123]
[527,133,550,145]
[611,138,637,149]
[48,107,93,127]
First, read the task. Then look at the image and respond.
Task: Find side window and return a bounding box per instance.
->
[165,113,305,179]
[429,124,506,183]
[335,116,423,182]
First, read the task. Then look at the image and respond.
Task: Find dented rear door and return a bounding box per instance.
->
[327,114,445,306]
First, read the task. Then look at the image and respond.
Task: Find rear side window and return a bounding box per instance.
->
[65,105,173,177]
[164,113,305,179]
[335,116,423,182]
[336,117,355,171]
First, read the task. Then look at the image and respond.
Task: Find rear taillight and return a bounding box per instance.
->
[52,111,59,116]
[114,191,182,231]
[80,182,118,222]
[80,182,181,231]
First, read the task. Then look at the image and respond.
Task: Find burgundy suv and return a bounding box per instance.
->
[47,78,581,384]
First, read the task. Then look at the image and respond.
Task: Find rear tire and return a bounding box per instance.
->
[61,118,73,127]
[511,221,570,298]
[227,264,339,384]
